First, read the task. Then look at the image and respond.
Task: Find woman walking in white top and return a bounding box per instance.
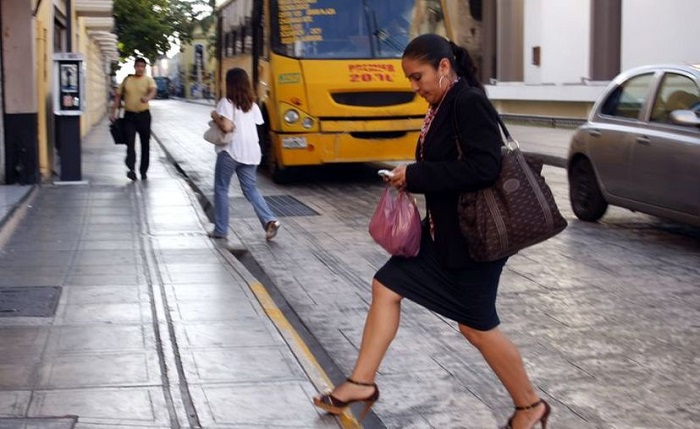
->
[209,68,280,240]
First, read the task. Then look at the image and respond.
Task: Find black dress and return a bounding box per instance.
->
[374,80,507,331]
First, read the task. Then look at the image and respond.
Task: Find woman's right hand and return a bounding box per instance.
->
[387,165,408,191]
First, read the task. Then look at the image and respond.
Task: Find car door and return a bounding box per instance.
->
[631,72,700,215]
[588,72,655,199]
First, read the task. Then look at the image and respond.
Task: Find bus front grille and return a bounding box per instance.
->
[349,131,408,140]
[331,91,416,107]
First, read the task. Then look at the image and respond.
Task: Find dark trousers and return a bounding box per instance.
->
[124,110,152,174]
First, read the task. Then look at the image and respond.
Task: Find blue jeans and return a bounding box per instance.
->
[213,151,276,235]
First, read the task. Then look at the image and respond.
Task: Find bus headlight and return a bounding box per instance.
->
[283,109,300,124]
[302,117,314,129]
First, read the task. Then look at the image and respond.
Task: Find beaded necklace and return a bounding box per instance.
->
[418,77,459,160]
[417,77,459,240]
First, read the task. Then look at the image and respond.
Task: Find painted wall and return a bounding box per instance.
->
[494,0,700,108]
[1,0,40,184]
[488,0,599,111]
[0,47,4,183]
[621,0,700,70]
[526,0,590,85]
[35,2,55,179]
[523,0,542,85]
[3,1,38,114]
[1,0,115,182]
[78,20,112,133]
[443,0,481,55]
[496,0,524,82]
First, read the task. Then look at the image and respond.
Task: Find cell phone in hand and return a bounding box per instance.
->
[378,169,395,179]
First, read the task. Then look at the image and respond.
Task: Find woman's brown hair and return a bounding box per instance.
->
[225,68,255,112]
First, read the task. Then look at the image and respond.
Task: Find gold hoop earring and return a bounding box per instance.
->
[439,75,446,89]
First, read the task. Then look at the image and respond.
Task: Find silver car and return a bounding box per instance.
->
[567,64,700,226]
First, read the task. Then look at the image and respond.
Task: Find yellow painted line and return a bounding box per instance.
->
[248,281,361,429]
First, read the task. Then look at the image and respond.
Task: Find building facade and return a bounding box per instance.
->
[180,23,218,101]
[480,0,700,118]
[0,0,118,185]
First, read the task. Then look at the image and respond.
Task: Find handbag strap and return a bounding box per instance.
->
[116,75,131,116]
[451,87,517,159]
[223,98,236,127]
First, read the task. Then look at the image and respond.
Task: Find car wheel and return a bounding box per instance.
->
[568,158,608,221]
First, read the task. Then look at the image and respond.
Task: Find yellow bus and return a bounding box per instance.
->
[217,0,451,182]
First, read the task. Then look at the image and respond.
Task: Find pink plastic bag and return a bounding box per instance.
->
[368,187,422,257]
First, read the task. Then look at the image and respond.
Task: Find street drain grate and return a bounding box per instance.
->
[0,287,62,317]
[265,195,319,217]
[0,417,76,429]
[230,195,319,218]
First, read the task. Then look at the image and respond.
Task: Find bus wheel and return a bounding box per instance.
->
[259,122,294,184]
[270,161,294,184]
[264,140,293,184]
[259,123,272,169]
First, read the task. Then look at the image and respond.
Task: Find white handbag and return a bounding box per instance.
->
[203,120,232,145]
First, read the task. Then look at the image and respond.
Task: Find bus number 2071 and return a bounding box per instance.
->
[350,73,394,83]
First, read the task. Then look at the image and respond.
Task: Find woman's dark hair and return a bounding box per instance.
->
[225,68,255,112]
[402,34,484,93]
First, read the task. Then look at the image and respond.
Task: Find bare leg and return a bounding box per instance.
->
[326,279,403,401]
[459,325,547,428]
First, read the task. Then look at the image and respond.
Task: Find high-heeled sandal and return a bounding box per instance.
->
[313,377,380,420]
[502,399,551,429]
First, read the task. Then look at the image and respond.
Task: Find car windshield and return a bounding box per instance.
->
[270,0,445,59]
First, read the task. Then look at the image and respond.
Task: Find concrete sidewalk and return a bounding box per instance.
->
[0,120,347,428]
[0,185,34,232]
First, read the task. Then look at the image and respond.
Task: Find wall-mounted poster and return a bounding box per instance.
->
[60,64,78,92]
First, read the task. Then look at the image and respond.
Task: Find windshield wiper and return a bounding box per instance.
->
[363,1,404,57]
[374,27,404,53]
[362,0,377,57]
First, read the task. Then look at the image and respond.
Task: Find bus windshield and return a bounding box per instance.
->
[271,0,446,59]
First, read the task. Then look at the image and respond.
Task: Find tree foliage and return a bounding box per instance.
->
[114,0,214,64]
[197,0,218,34]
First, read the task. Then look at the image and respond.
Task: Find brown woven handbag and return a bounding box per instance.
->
[453,92,567,262]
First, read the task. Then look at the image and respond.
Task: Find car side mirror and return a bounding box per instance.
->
[670,110,700,128]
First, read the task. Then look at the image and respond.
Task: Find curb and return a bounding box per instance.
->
[525,152,567,169]
[151,131,372,428]
[0,185,38,249]
[374,152,567,172]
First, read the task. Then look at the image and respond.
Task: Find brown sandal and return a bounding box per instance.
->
[313,377,380,420]
[502,399,551,429]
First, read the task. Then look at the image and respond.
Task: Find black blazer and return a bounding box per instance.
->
[405,79,503,268]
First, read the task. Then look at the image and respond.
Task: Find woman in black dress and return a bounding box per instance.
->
[313,34,551,429]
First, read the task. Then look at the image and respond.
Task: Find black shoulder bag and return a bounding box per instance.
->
[452,88,567,262]
[109,75,131,145]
